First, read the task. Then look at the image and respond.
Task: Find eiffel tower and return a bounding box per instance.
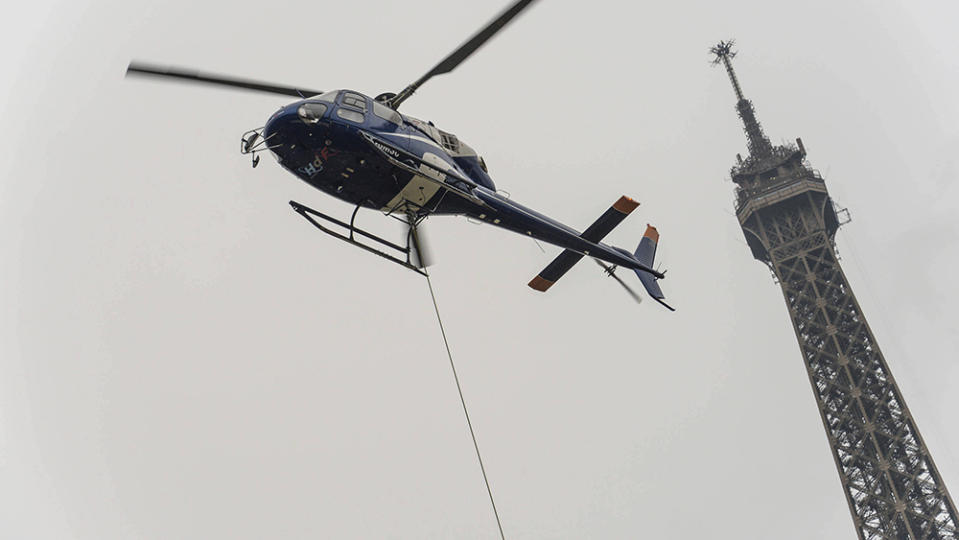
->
[711,41,958,539]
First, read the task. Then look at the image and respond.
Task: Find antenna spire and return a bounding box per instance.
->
[710,40,773,159]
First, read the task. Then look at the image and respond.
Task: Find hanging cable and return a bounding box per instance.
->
[424,273,506,540]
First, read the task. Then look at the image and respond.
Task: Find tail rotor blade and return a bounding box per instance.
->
[594,260,641,304]
[610,271,643,304]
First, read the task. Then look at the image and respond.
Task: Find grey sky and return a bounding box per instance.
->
[2,0,957,538]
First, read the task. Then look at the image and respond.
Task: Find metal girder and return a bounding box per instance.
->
[716,41,957,538]
[748,198,958,540]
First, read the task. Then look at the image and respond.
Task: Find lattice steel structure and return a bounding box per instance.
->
[711,41,958,539]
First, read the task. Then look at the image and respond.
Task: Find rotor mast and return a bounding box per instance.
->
[710,40,773,160]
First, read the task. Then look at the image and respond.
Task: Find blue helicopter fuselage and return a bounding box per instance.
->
[264,89,493,214]
[128,0,670,306]
[262,89,657,275]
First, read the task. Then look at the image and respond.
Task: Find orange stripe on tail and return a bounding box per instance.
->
[612,196,640,214]
[644,224,659,244]
[528,275,555,292]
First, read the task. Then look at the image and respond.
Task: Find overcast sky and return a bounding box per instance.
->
[2,0,957,538]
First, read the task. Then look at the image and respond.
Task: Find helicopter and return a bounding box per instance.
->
[126,0,673,310]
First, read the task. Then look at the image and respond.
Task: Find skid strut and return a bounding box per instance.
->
[290,200,428,276]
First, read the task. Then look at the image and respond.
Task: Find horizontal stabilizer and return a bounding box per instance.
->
[528,196,639,292]
[580,196,640,242]
[529,249,585,291]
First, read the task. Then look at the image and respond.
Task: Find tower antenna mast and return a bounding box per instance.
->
[710,40,773,160]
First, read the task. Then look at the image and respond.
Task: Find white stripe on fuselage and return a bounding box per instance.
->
[380,131,447,154]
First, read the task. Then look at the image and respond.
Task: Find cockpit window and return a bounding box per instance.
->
[372,101,403,126]
[298,102,328,124]
[312,90,339,103]
[341,92,367,112]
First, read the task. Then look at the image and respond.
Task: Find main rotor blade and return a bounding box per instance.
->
[126,62,323,98]
[390,0,538,108]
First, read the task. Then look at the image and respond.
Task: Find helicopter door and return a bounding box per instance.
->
[335,91,369,125]
[380,152,445,214]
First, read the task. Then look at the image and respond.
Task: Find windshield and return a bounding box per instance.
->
[310,90,339,103]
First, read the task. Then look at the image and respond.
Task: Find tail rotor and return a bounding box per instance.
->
[594,260,642,304]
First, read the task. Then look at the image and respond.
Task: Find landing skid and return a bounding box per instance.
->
[290,200,428,276]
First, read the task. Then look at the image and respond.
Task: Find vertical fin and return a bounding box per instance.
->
[633,225,674,310]
[635,225,659,267]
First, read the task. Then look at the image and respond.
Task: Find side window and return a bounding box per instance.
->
[336,92,367,124]
[439,131,459,153]
[372,101,403,126]
[336,108,365,124]
[341,92,367,112]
